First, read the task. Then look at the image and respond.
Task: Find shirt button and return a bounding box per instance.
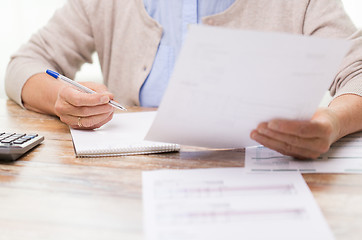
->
[143,66,147,71]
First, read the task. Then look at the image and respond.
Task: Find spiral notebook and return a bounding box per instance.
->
[70,111,180,157]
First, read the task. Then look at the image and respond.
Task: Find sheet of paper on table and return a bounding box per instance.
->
[145,24,351,148]
[245,132,362,173]
[143,168,334,240]
[70,112,179,157]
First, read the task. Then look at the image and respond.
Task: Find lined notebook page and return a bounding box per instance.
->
[70,111,180,157]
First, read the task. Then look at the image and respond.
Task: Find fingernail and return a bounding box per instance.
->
[258,128,268,135]
[100,96,109,103]
[251,132,257,140]
[268,121,279,130]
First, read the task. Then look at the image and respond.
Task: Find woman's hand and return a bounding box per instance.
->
[250,108,341,159]
[54,82,114,129]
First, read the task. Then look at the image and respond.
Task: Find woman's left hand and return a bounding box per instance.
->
[250,108,341,159]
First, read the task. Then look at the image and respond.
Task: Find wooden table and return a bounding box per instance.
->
[0,98,361,240]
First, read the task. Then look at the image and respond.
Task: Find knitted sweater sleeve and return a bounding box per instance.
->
[5,0,95,107]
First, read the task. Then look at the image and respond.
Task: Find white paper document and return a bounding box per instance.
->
[146,25,351,148]
[245,132,362,173]
[143,168,334,240]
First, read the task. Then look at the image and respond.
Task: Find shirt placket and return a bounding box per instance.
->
[182,0,198,42]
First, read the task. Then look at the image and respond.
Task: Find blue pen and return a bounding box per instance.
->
[46,69,127,111]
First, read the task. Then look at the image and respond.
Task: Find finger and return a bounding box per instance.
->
[256,122,330,153]
[59,86,110,107]
[76,112,114,130]
[91,112,114,129]
[267,119,331,138]
[67,111,114,130]
[55,101,114,118]
[250,130,322,159]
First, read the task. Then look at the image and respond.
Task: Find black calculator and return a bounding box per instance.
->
[0,132,44,161]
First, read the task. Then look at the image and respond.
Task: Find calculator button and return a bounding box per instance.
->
[18,137,31,141]
[22,136,35,140]
[1,139,14,144]
[0,133,15,140]
[13,134,26,139]
[13,139,28,144]
[27,134,39,138]
[6,137,18,140]
[3,133,15,136]
[8,136,18,139]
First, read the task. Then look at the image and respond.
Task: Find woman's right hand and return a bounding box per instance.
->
[54,81,114,129]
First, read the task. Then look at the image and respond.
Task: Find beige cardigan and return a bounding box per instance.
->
[5,0,362,107]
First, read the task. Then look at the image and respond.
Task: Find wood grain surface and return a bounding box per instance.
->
[0,99,361,240]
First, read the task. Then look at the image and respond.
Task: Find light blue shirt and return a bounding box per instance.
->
[140,0,236,107]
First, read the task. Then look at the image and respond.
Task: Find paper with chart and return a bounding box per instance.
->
[143,168,334,240]
[245,132,362,173]
[145,24,351,148]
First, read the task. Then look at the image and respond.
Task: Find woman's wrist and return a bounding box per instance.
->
[328,94,362,141]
